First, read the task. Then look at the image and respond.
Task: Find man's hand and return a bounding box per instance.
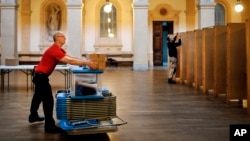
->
[178,33,181,38]
[86,60,98,70]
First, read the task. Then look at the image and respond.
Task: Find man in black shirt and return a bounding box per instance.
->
[167,33,182,84]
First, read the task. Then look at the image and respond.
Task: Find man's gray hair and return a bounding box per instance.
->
[52,31,64,42]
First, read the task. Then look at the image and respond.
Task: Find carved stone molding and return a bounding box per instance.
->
[160,8,167,16]
[149,4,180,31]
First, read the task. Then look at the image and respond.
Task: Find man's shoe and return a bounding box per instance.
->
[29,115,45,123]
[168,79,176,84]
[45,125,64,133]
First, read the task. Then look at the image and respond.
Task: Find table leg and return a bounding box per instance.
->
[7,71,9,88]
[1,70,4,89]
[26,71,28,91]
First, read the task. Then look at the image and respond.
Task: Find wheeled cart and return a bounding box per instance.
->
[55,66,127,135]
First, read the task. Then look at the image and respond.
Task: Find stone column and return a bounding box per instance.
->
[66,0,83,58]
[197,0,216,29]
[0,0,18,65]
[132,0,149,70]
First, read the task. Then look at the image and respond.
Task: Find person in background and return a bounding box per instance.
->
[28,31,97,133]
[167,33,182,84]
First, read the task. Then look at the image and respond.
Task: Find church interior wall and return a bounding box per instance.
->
[118,0,133,53]
[229,3,243,22]
[29,0,42,52]
[148,0,187,32]
[82,0,96,53]
[1,0,249,65]
[83,0,133,62]
[17,0,246,54]
[17,0,22,53]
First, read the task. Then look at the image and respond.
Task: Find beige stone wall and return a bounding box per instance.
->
[7,0,249,63]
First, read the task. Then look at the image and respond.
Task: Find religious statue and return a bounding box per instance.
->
[47,4,61,41]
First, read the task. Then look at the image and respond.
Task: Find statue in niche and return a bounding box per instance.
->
[46,4,61,41]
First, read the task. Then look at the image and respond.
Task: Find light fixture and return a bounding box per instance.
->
[107,18,111,23]
[104,0,112,13]
[108,32,114,38]
[234,0,243,13]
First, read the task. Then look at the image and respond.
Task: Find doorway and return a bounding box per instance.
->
[153,21,173,66]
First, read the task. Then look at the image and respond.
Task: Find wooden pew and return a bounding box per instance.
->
[179,32,187,84]
[246,20,250,114]
[213,26,227,98]
[175,46,181,79]
[202,27,214,94]
[226,23,246,103]
[194,29,203,90]
[186,31,195,86]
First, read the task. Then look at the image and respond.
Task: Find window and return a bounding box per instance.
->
[100,4,117,38]
[215,3,225,26]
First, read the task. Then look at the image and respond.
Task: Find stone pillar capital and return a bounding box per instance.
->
[132,0,148,8]
[67,0,82,4]
[67,0,83,8]
[1,0,16,3]
[20,10,32,16]
[0,0,18,8]
[198,0,214,4]
[197,2,216,9]
[133,0,148,3]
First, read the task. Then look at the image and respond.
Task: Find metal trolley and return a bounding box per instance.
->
[55,66,127,135]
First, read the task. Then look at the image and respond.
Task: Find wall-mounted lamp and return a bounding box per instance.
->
[234,0,244,13]
[104,0,112,13]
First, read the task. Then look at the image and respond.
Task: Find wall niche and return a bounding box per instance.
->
[39,0,66,51]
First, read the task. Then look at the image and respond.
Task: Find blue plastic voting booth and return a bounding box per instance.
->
[55,66,127,135]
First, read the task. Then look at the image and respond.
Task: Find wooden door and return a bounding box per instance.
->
[153,21,163,66]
